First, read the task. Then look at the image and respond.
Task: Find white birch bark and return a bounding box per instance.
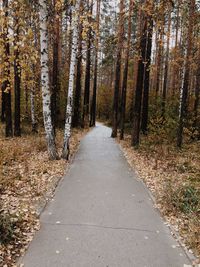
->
[39,0,58,159]
[62,0,81,159]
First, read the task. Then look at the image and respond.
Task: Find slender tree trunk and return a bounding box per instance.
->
[155,2,165,98]
[30,89,37,133]
[120,0,133,140]
[24,84,29,119]
[82,0,93,128]
[62,0,81,159]
[72,7,83,128]
[161,7,172,119]
[39,0,58,159]
[90,0,101,127]
[1,86,5,123]
[141,9,153,134]
[171,0,180,96]
[192,47,200,135]
[111,0,125,138]
[51,0,61,130]
[14,9,21,137]
[2,0,13,137]
[177,0,195,147]
[132,9,147,147]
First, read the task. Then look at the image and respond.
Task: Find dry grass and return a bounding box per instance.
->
[119,134,200,261]
[0,126,88,266]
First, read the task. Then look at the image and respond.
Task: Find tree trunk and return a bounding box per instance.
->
[51,0,61,130]
[30,88,37,133]
[82,0,93,128]
[155,2,165,98]
[161,7,172,120]
[14,9,21,137]
[177,0,195,147]
[111,0,125,138]
[2,0,13,137]
[1,86,5,123]
[120,0,133,140]
[39,0,58,159]
[141,9,153,134]
[72,6,83,128]
[90,0,101,127]
[62,0,81,159]
[192,46,200,136]
[132,8,147,147]
[171,0,180,96]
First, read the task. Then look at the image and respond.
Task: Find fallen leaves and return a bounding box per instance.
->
[0,128,88,266]
[119,134,200,259]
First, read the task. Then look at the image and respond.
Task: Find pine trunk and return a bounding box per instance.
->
[82,0,93,128]
[161,8,171,119]
[192,47,200,136]
[30,88,37,133]
[120,0,133,140]
[141,12,153,134]
[72,17,83,128]
[177,0,195,147]
[1,86,5,123]
[111,0,125,138]
[132,11,147,147]
[3,0,13,137]
[14,11,21,137]
[51,0,61,130]
[90,0,101,127]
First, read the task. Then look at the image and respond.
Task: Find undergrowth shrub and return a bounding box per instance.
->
[162,180,200,215]
[0,212,20,244]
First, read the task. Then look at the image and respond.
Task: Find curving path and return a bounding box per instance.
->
[20,124,192,267]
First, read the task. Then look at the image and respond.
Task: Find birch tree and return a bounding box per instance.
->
[62,0,81,159]
[39,0,58,159]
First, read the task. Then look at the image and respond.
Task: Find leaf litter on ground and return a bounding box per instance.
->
[0,128,88,266]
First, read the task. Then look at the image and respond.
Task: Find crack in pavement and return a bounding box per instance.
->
[42,221,165,234]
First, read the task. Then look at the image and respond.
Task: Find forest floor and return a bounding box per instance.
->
[0,126,88,267]
[118,133,200,262]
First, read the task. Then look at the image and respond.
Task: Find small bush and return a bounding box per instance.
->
[0,213,16,244]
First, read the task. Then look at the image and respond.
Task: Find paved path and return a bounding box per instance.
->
[21,124,192,267]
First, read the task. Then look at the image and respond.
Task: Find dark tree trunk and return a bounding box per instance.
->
[90,0,101,127]
[161,8,171,120]
[177,0,195,147]
[3,0,13,137]
[171,0,180,96]
[1,88,5,122]
[72,21,83,128]
[111,0,125,138]
[120,0,133,140]
[14,13,21,137]
[192,48,200,136]
[132,17,147,147]
[82,0,93,128]
[155,2,164,98]
[141,15,153,134]
[51,0,61,130]
[25,84,29,119]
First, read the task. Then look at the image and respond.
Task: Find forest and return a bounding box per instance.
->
[0,0,200,266]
